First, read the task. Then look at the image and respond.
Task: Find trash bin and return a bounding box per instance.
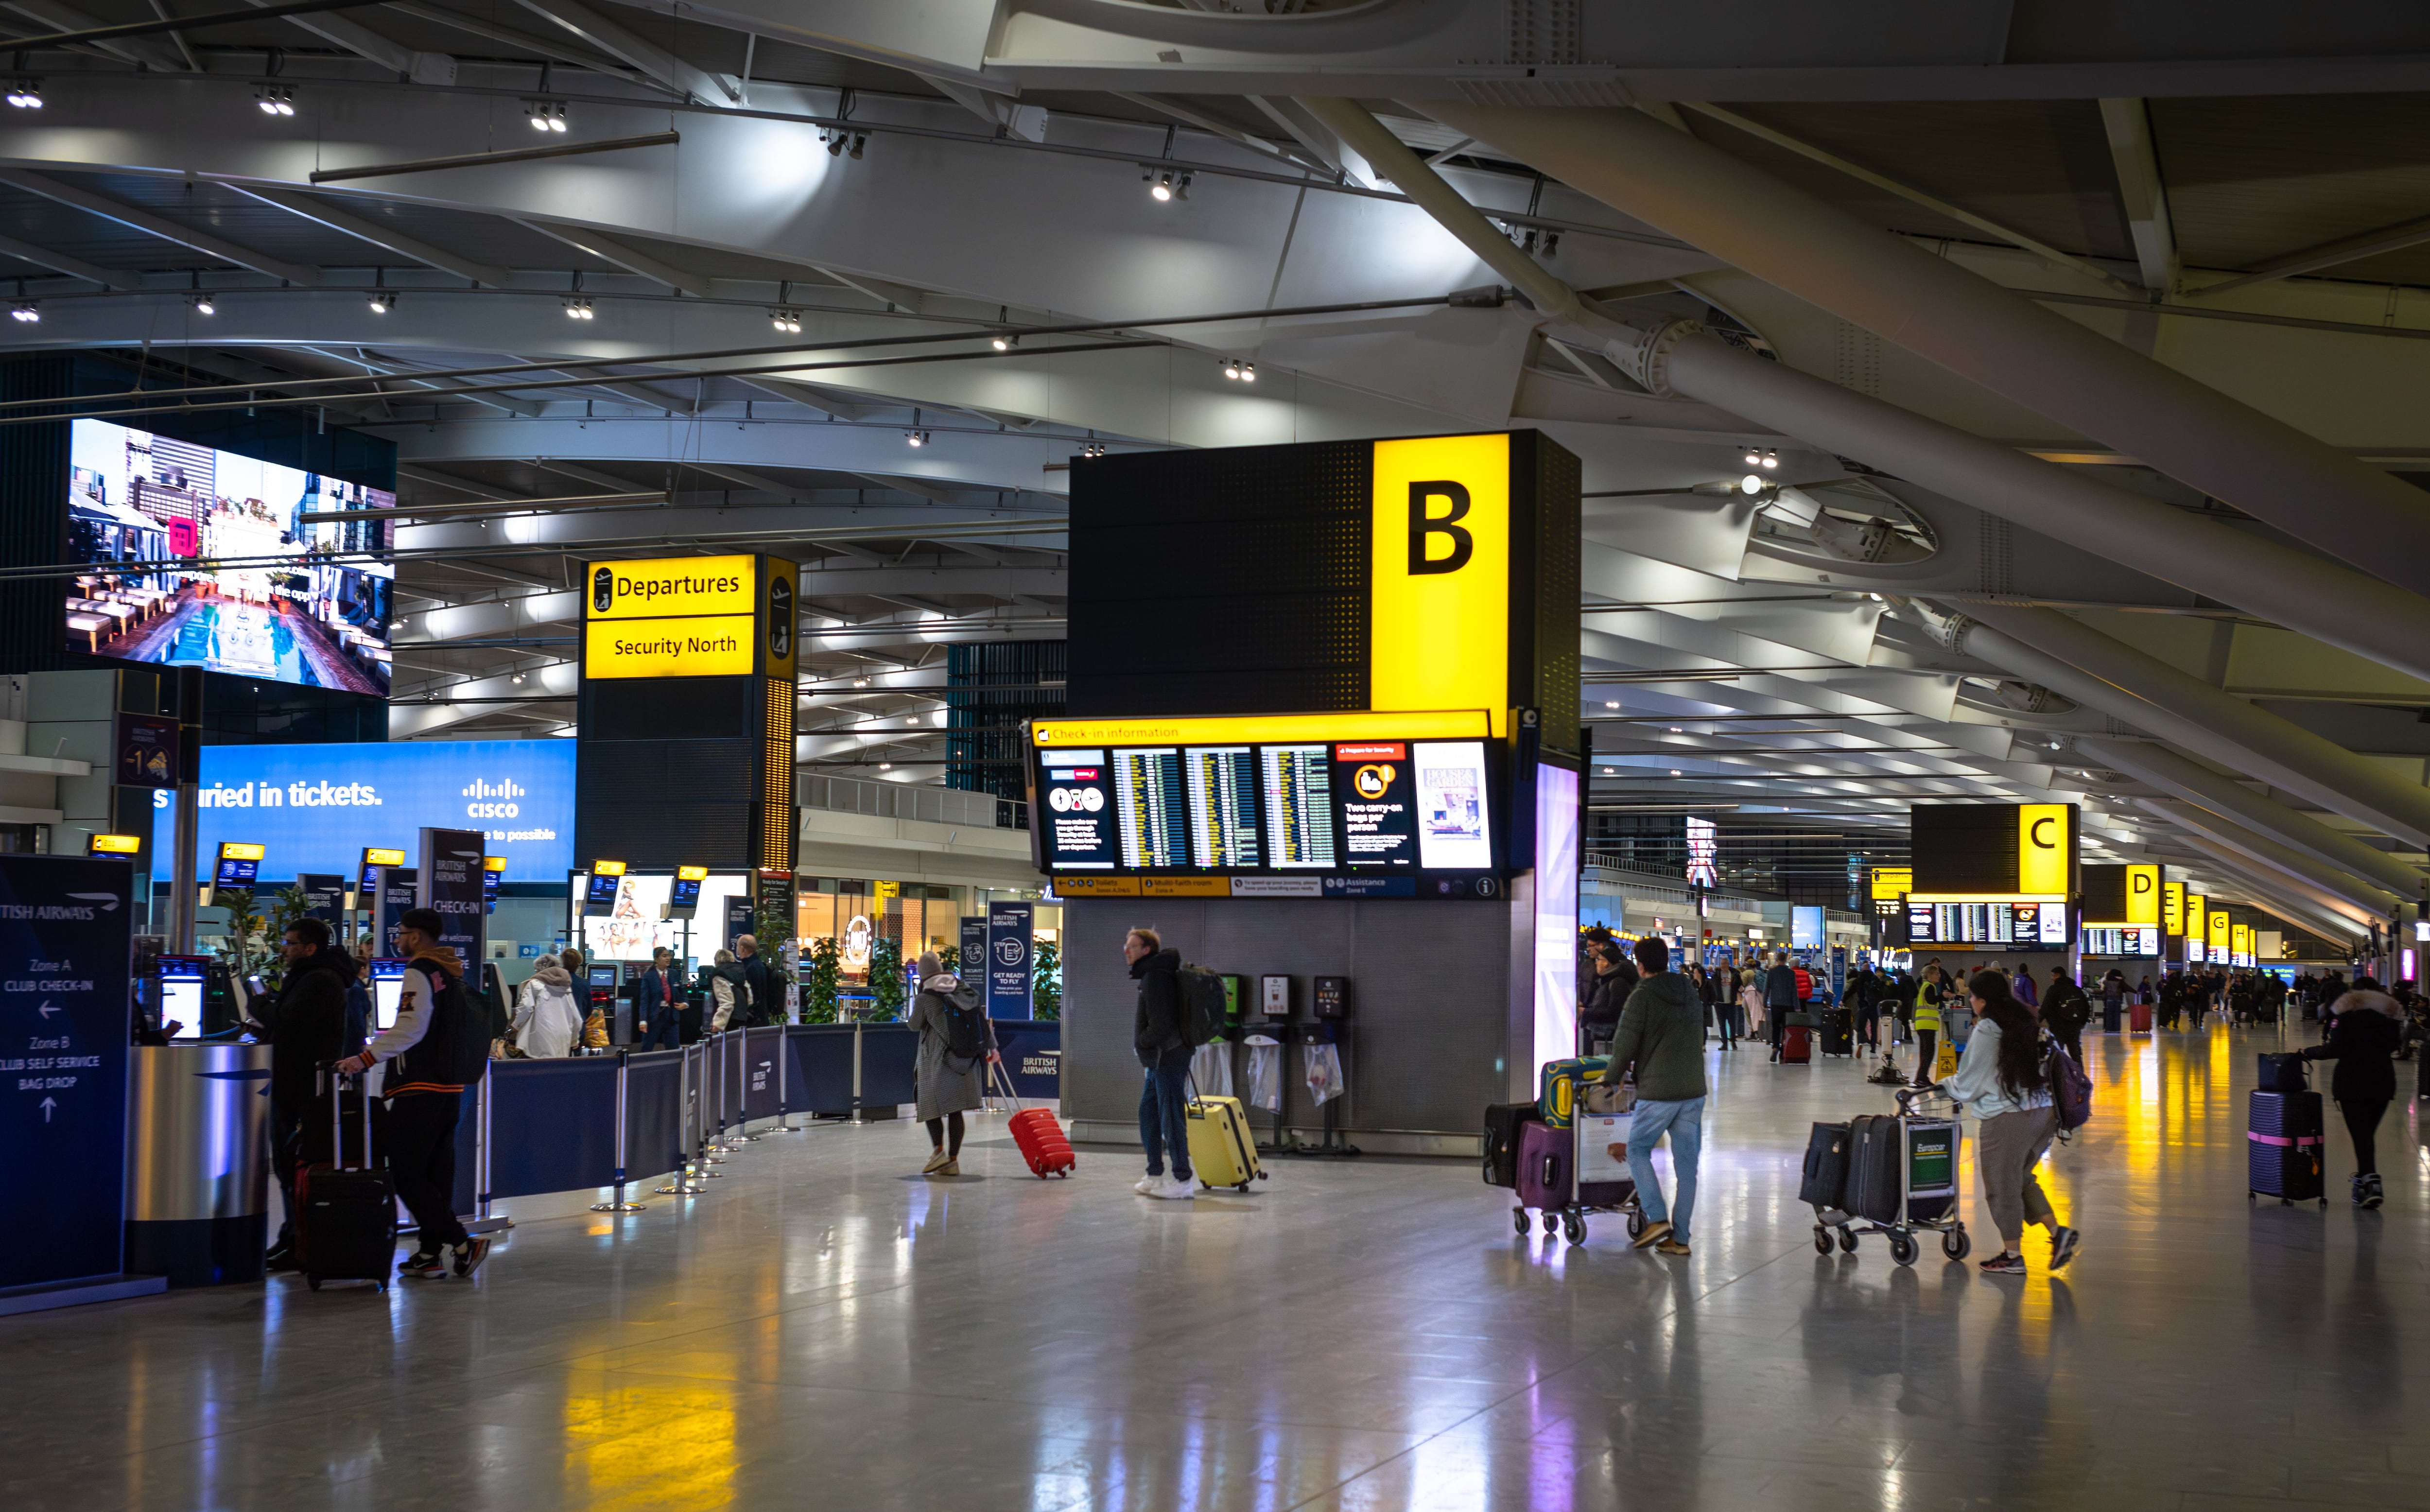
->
[124,1042,273,1286]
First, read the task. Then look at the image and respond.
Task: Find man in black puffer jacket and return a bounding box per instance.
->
[1126,927,1195,1199]
[261,917,360,1269]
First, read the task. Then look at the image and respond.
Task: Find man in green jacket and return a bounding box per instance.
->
[1602,935,1707,1257]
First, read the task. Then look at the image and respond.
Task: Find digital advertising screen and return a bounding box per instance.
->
[155,739,574,882]
[1033,715,1503,894]
[67,419,394,693]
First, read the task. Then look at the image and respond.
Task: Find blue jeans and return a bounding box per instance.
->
[1627,1096,1704,1242]
[1138,1046,1194,1180]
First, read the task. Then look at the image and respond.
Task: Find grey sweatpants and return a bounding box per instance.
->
[1977,1104,2059,1246]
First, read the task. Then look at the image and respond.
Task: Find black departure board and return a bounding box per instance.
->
[1261,745,1336,868]
[1184,746,1262,868]
[1113,748,1189,868]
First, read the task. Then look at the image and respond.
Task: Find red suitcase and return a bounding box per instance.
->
[1778,1025,1812,1064]
[992,1061,1074,1178]
[2130,1001,2152,1034]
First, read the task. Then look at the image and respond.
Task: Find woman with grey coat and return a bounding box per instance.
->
[908,952,993,1175]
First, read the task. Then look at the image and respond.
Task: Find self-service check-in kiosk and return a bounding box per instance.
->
[588,963,626,1045]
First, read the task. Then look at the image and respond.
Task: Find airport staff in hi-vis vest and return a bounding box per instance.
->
[1910,961,1947,1089]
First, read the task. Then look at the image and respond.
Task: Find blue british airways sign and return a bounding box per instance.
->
[155,740,575,882]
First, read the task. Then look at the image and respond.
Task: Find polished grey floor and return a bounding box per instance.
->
[5,1021,2425,1511]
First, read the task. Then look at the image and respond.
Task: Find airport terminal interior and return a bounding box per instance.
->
[5,4,2430,1508]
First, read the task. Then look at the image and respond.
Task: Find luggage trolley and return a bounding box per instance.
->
[1511,1087,1646,1248]
[1811,1087,1970,1266]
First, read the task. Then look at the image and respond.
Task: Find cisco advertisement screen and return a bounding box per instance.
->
[67,419,395,693]
[155,740,573,882]
[1034,715,1502,898]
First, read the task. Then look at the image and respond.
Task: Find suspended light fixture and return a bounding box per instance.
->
[1743,447,1762,467]
[1239,361,1254,382]
[6,80,41,109]
[525,99,567,132]
[256,85,294,116]
[191,293,215,315]
[367,291,394,314]
[990,332,1017,351]
[1760,449,1780,470]
[1145,168,1190,203]
[9,302,37,323]
[848,132,867,159]
[563,296,594,319]
[903,407,929,447]
[768,308,800,333]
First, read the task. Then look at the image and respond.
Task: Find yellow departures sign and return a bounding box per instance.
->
[1369,434,1510,734]
[2016,804,2072,896]
[2163,880,2185,937]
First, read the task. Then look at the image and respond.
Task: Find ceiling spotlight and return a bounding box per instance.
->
[366,290,394,314]
[6,80,40,109]
[1222,359,1239,380]
[525,100,567,132]
[191,293,215,316]
[9,302,37,324]
[1739,474,1763,495]
[1603,700,1619,710]
[1761,449,1780,470]
[1670,768,1683,777]
[849,132,867,158]
[1240,361,1255,382]
[991,332,1017,351]
[824,129,845,157]
[852,677,869,688]
[256,85,294,116]
[562,295,594,320]
[769,308,800,333]
[1743,448,1762,467]
[1146,168,1192,203]
[512,673,525,684]
[1080,442,1106,459]
[879,761,892,770]
[1668,726,1683,733]
[905,428,928,447]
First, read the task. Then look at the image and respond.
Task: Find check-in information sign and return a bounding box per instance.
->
[2,854,133,1290]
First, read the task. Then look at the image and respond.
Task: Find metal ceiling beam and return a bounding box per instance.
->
[514,219,711,298]
[242,0,450,81]
[1113,92,1323,171]
[2096,98,2179,296]
[853,472,962,505]
[2,0,183,68]
[399,464,523,500]
[382,0,637,78]
[1677,101,2141,297]
[338,350,542,417]
[0,228,128,289]
[0,169,320,285]
[2194,210,2430,299]
[231,185,511,287]
[508,0,740,106]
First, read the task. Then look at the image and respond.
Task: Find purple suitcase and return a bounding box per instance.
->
[1518,1118,1634,1213]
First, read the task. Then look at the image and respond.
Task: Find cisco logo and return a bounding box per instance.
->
[464,777,525,819]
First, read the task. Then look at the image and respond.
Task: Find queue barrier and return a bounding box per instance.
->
[430,1020,1057,1220]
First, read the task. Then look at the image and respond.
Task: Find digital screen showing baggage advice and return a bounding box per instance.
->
[1032,714,1505,889]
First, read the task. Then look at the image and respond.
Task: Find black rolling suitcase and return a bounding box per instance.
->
[1483,1101,1540,1188]
[1843,1113,1904,1224]
[1820,1009,1853,1058]
[298,1067,397,1291]
[2247,1088,2324,1205]
[1799,1121,1852,1209]
[2257,1053,2308,1093]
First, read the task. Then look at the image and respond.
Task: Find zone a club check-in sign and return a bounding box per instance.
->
[582,554,798,681]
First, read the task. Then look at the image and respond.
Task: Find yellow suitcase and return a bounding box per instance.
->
[1185,1095,1268,1192]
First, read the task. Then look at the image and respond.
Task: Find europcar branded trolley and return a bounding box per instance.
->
[1812,1087,1970,1266]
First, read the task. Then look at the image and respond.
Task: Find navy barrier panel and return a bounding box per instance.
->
[742,1027,784,1123]
[787,1025,855,1115]
[623,1051,685,1179]
[991,1021,1062,1103]
[451,1069,483,1215]
[861,1024,919,1109]
[487,1058,619,1199]
[720,1033,746,1126]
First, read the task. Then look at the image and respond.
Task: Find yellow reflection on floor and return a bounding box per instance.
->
[562,1376,736,1510]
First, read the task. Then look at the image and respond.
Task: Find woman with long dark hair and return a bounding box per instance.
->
[1938,970,2082,1276]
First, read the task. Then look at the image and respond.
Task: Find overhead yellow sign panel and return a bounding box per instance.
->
[587,555,757,621]
[2209,909,2230,951]
[1033,710,1492,748]
[2016,803,2072,897]
[1870,867,1912,902]
[1369,434,1510,735]
[585,617,756,679]
[2126,864,2159,926]
[2162,880,2185,936]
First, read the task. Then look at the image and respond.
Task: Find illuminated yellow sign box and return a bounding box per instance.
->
[362,846,406,868]
[2017,803,2072,896]
[1051,877,1142,897]
[1371,434,1510,736]
[219,841,266,861]
[677,865,710,882]
[2125,864,2159,926]
[2163,880,2185,936]
[1034,710,1492,748]
[483,856,509,874]
[587,555,757,622]
[88,833,141,855]
[1869,867,1912,902]
[2209,909,2230,950]
[592,859,627,876]
[585,616,755,679]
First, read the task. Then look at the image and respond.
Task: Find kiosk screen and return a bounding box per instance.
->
[370,959,405,1029]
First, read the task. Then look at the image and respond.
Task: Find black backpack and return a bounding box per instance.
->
[1175,964,1227,1047]
[934,986,988,1073]
[390,957,489,1088]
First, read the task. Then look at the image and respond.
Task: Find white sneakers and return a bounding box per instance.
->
[1137,1173,1196,1199]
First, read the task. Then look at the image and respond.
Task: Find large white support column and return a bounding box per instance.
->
[2081,736,2425,899]
[2139,799,2397,919]
[1421,102,2430,594]
[1953,602,2430,849]
[1297,98,2430,686]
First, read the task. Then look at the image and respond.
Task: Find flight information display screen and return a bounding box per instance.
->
[2083,926,2159,956]
[1035,729,1500,882]
[1905,899,2068,950]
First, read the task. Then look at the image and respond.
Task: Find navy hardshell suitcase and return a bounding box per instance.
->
[2247,1088,2325,1206]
